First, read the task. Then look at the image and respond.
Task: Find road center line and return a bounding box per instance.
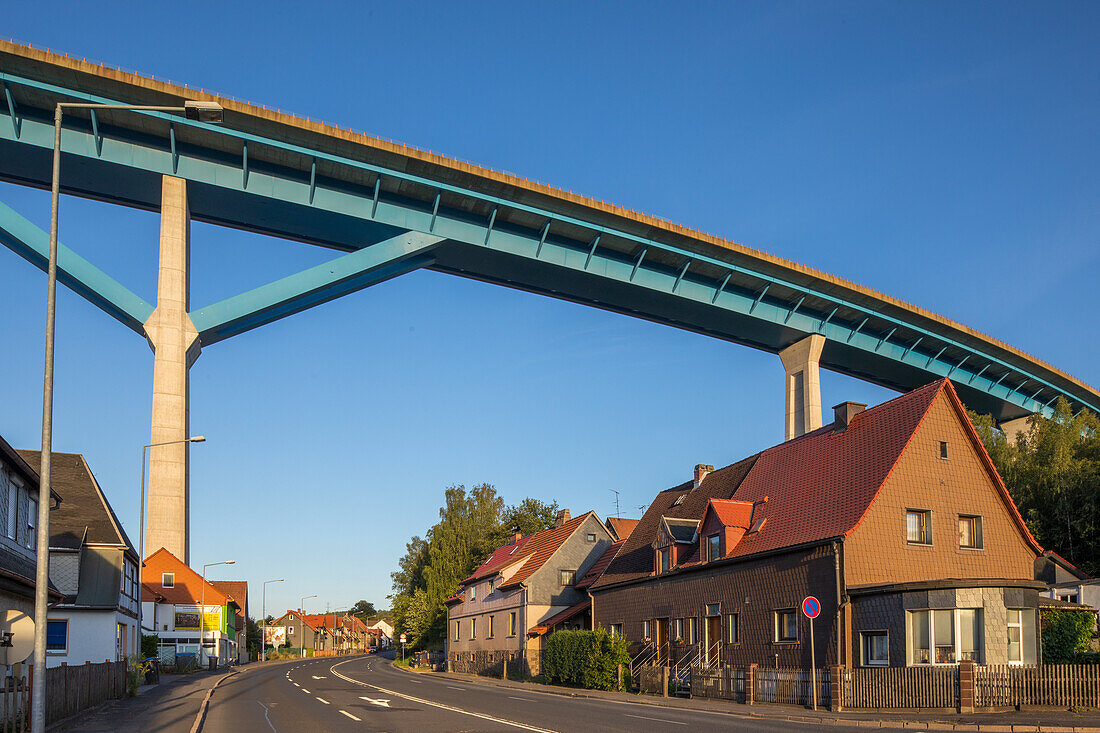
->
[339,710,361,721]
[625,713,687,725]
[316,697,330,705]
[301,688,310,694]
[446,686,464,690]
[330,660,559,733]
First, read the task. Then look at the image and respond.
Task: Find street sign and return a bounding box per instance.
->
[801,597,820,711]
[0,610,35,665]
[400,633,407,643]
[802,596,821,619]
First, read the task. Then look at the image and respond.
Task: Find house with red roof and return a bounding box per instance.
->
[269,609,329,653]
[141,548,242,667]
[591,379,1046,670]
[445,509,613,674]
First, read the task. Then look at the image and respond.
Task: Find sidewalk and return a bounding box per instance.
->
[48,669,228,733]
[407,667,1100,732]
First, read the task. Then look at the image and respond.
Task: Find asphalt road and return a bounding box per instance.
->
[202,655,870,733]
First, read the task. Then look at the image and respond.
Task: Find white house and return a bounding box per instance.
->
[15,450,138,667]
[366,618,393,646]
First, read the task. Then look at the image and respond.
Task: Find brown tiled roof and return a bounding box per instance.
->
[606,517,639,541]
[275,610,320,632]
[139,547,237,608]
[594,379,1040,591]
[575,541,624,590]
[17,450,134,552]
[499,512,596,590]
[530,599,591,635]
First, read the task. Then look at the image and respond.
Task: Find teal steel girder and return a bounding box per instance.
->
[0,199,153,332]
[189,231,443,345]
[0,71,1095,420]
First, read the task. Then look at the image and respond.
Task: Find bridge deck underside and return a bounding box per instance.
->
[1,68,1096,423]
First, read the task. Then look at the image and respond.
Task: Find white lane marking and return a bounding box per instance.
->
[312,675,326,679]
[316,696,330,705]
[625,714,687,725]
[293,682,300,687]
[446,686,464,690]
[330,661,558,733]
[509,696,534,701]
[301,688,310,694]
[257,701,278,733]
[360,696,391,707]
[339,710,362,721]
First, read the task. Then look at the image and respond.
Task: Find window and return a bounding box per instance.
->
[586,533,596,543]
[26,498,36,550]
[470,584,476,601]
[907,609,982,665]
[959,515,983,549]
[672,494,687,506]
[707,534,720,562]
[1055,591,1080,604]
[488,579,494,595]
[727,613,740,644]
[162,573,175,588]
[657,548,670,574]
[488,615,495,638]
[705,603,720,618]
[906,509,931,545]
[7,480,18,539]
[687,617,698,644]
[559,569,576,587]
[940,441,949,460]
[509,612,517,636]
[674,618,684,641]
[861,631,888,666]
[287,625,294,635]
[775,609,797,642]
[643,620,651,640]
[1007,610,1023,664]
[470,618,476,639]
[46,619,67,653]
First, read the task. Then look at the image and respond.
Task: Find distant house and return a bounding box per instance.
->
[270,609,328,652]
[0,435,61,618]
[16,450,140,666]
[445,510,614,674]
[592,380,1047,669]
[303,614,371,653]
[211,580,248,663]
[605,517,638,542]
[141,548,242,666]
[366,618,394,646]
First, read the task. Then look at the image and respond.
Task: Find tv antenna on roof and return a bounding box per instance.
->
[611,489,621,518]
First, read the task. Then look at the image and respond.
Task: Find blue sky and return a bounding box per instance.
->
[1,2,1097,617]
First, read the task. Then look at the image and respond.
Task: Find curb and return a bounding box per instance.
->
[188,668,237,733]
[397,666,1100,732]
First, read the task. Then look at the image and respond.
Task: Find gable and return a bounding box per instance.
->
[844,388,1040,587]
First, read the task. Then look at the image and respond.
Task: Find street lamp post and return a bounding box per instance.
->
[137,437,205,653]
[32,98,223,733]
[200,561,235,667]
[300,595,316,658]
[261,579,284,662]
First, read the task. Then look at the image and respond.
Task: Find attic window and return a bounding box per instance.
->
[508,546,518,555]
[672,494,687,507]
[749,517,767,534]
[162,573,174,588]
[940,441,949,460]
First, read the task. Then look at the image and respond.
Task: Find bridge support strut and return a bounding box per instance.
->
[780,334,825,441]
[143,175,200,564]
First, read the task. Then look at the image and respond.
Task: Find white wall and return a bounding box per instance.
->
[46,610,137,668]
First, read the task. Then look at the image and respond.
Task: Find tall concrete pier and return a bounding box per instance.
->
[780,334,825,441]
[142,176,200,563]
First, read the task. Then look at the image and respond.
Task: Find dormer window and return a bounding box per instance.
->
[706,534,720,562]
[657,548,671,574]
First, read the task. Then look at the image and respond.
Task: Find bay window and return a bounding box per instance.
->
[907,608,982,665]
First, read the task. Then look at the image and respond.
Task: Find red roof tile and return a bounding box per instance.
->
[606,517,639,541]
[462,512,596,590]
[575,541,625,590]
[140,548,237,608]
[530,599,591,635]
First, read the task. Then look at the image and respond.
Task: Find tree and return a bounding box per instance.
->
[970,399,1100,576]
[500,498,560,541]
[349,600,376,621]
[246,616,263,660]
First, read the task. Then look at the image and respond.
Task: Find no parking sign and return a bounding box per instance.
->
[802,596,820,710]
[802,596,820,619]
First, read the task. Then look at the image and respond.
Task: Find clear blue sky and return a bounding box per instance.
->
[2,2,1097,617]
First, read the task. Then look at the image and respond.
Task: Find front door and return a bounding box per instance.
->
[655,618,668,662]
[705,616,721,665]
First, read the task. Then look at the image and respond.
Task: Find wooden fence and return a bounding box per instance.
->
[754,667,831,707]
[976,664,1100,709]
[449,649,524,677]
[839,665,957,710]
[0,663,30,732]
[690,665,745,701]
[44,661,127,725]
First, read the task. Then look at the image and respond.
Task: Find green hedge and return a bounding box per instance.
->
[1041,608,1096,663]
[542,629,630,691]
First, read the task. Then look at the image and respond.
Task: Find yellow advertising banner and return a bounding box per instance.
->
[173,605,223,631]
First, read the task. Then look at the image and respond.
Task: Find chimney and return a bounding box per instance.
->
[553,509,571,528]
[833,401,867,431]
[693,464,714,489]
[511,525,522,543]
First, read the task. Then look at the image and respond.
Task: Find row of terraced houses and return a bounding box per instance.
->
[446,379,1098,677]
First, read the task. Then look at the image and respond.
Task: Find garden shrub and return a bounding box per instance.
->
[1041,608,1096,663]
[542,629,630,691]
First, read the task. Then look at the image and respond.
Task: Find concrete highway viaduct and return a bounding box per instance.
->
[1,41,1097,562]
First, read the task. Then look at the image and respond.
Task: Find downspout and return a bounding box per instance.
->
[833,540,844,667]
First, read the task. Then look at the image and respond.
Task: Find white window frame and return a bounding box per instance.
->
[1007,609,1024,665]
[509,612,517,636]
[958,515,983,550]
[728,613,740,644]
[46,618,68,654]
[162,572,175,588]
[687,617,698,645]
[775,609,798,643]
[643,619,651,640]
[7,479,19,540]
[470,584,476,601]
[470,618,476,640]
[26,497,36,550]
[906,508,932,546]
[861,630,889,666]
[907,608,982,666]
[610,623,623,638]
[674,618,683,641]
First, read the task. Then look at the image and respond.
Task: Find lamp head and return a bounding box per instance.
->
[189,436,206,443]
[184,101,224,123]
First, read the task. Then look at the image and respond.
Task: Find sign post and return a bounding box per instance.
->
[802,596,820,711]
[400,633,407,663]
